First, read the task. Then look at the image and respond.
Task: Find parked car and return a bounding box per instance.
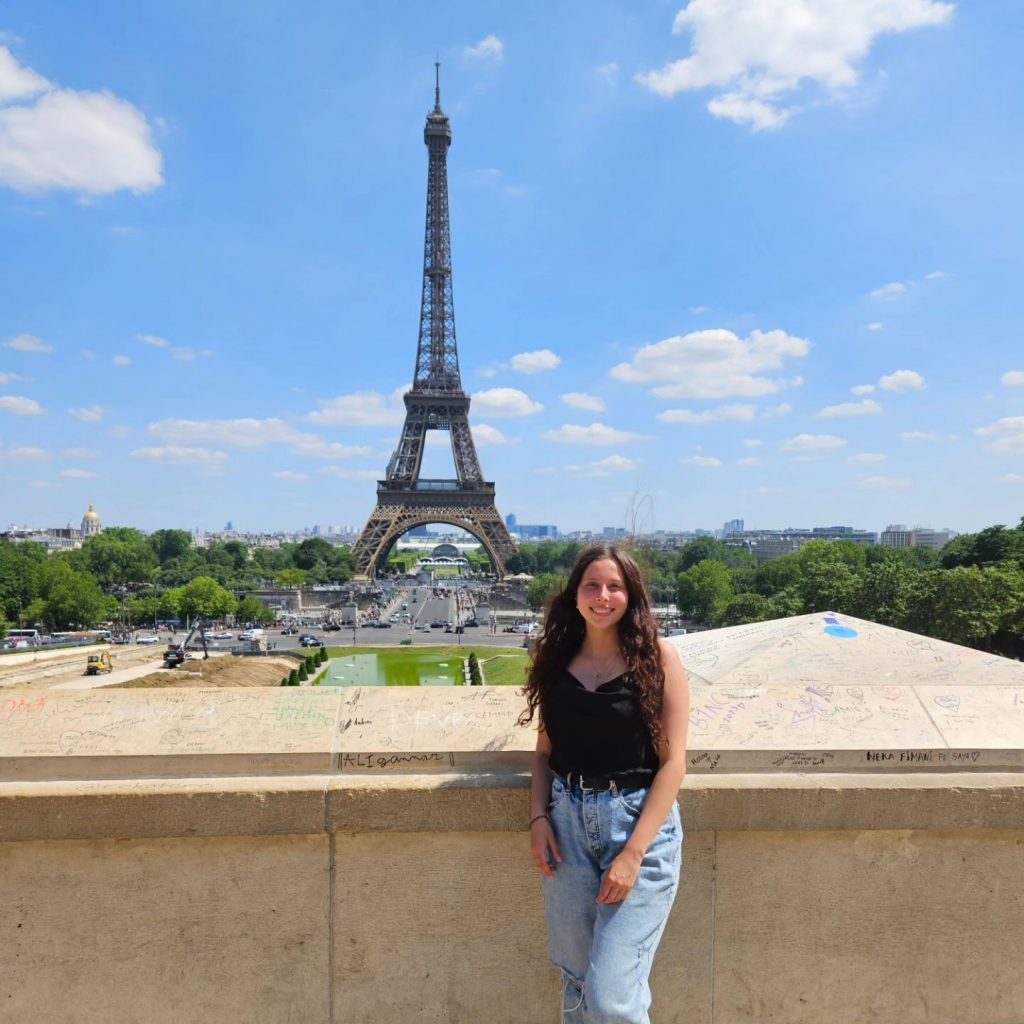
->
[85,652,113,675]
[418,624,432,633]
[137,635,160,645]
[281,627,298,635]
[300,636,324,648]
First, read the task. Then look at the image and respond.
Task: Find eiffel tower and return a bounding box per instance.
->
[352,67,517,579]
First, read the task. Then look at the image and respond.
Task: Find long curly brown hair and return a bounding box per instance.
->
[518,544,664,747]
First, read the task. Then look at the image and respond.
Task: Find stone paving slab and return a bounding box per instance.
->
[1,613,1022,779]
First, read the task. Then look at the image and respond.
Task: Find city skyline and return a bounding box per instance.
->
[2,3,1022,536]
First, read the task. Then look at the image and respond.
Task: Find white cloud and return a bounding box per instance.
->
[472,423,514,446]
[0,45,48,101]
[272,471,309,481]
[754,486,784,494]
[136,334,168,348]
[592,455,638,472]
[996,473,1023,484]
[63,447,99,459]
[108,425,132,439]
[858,476,911,490]
[172,347,197,361]
[610,328,810,399]
[763,403,792,418]
[6,446,48,459]
[478,367,498,379]
[130,445,229,466]
[465,35,504,62]
[742,438,763,447]
[0,46,163,195]
[112,355,132,366]
[870,281,908,300]
[658,403,757,424]
[596,62,619,83]
[681,455,721,466]
[81,350,95,361]
[511,349,561,374]
[878,369,925,392]
[0,394,44,415]
[0,371,28,384]
[634,0,953,130]
[975,417,1024,455]
[147,416,371,461]
[848,452,887,464]
[5,333,52,353]
[1001,371,1024,387]
[851,384,876,395]
[471,387,543,417]
[781,433,845,452]
[307,389,406,427]
[68,405,104,422]
[924,270,949,280]
[561,392,606,412]
[817,398,883,418]
[866,322,883,331]
[737,457,761,466]
[59,468,97,479]
[542,423,650,446]
[901,431,939,441]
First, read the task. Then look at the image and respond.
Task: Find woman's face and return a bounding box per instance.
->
[576,558,629,632]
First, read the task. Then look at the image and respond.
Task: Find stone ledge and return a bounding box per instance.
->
[3,771,1023,843]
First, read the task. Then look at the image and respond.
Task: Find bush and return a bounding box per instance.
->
[468,652,483,685]
[288,668,299,686]
[298,663,309,681]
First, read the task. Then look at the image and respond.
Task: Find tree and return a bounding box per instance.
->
[276,568,308,589]
[677,561,734,624]
[715,593,776,627]
[849,563,921,629]
[36,561,106,630]
[149,529,193,565]
[0,540,46,621]
[800,562,860,614]
[752,553,802,597]
[174,576,237,622]
[940,525,1024,570]
[527,573,563,612]
[678,537,728,571]
[235,596,274,626]
[72,528,156,589]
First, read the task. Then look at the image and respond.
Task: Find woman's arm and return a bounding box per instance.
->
[597,639,690,904]
[529,719,562,877]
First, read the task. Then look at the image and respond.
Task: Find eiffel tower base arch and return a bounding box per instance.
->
[352,490,517,579]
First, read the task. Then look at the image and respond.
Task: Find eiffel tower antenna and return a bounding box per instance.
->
[352,68,517,579]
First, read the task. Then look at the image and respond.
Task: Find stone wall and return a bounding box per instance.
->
[3,771,1024,1024]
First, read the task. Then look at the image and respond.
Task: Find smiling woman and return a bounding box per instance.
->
[518,545,690,1023]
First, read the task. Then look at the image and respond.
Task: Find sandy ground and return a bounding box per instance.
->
[106,654,301,688]
[1,646,301,690]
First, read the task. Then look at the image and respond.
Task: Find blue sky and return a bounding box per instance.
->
[1,1,1022,537]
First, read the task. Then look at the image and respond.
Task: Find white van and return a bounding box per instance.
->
[238,628,265,641]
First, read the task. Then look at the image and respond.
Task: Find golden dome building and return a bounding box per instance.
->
[80,503,103,539]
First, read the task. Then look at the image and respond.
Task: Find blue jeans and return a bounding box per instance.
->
[542,775,683,1024]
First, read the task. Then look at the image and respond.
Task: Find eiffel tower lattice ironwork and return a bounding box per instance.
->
[352,67,516,578]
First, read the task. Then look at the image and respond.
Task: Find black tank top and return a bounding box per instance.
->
[542,669,659,778]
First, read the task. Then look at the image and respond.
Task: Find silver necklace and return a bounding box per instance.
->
[587,649,621,682]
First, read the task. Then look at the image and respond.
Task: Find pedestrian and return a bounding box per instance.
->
[520,544,689,1023]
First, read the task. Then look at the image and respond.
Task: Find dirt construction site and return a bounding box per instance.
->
[0,645,300,691]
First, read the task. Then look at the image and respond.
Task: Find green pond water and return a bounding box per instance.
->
[322,651,464,687]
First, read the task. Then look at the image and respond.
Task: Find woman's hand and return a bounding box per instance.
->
[597,847,643,904]
[530,816,562,878]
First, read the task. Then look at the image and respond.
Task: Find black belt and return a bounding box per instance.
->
[559,770,653,792]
